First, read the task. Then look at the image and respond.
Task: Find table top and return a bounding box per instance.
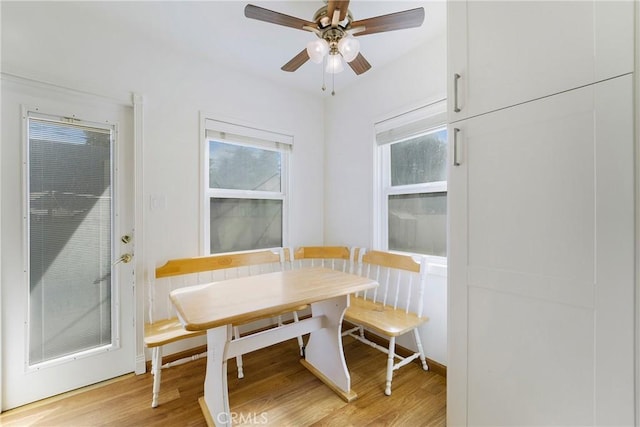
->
[170,267,378,331]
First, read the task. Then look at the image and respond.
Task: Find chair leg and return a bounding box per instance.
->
[234,326,244,379]
[151,346,162,408]
[413,328,429,371]
[293,311,305,356]
[385,336,396,396]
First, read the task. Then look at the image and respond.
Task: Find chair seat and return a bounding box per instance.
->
[345,296,428,337]
[144,317,205,348]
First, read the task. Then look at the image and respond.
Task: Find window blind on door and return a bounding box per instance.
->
[28,115,114,365]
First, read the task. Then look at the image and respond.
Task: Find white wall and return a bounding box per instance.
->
[1,1,324,385]
[323,33,448,364]
[1,2,325,262]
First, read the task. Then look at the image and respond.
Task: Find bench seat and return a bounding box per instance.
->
[144,317,205,348]
[345,296,428,337]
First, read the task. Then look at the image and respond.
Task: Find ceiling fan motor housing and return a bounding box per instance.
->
[323,28,345,53]
[312,5,354,29]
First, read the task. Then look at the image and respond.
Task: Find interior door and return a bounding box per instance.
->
[1,79,135,410]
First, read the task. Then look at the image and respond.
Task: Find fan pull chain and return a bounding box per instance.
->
[321,56,326,92]
[331,72,335,96]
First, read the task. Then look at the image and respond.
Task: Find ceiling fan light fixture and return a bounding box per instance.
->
[306,39,330,63]
[337,34,360,62]
[326,53,344,74]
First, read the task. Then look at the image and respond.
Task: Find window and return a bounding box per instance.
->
[27,112,115,364]
[375,101,447,257]
[203,118,291,254]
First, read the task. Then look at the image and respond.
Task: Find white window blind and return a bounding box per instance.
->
[375,100,446,146]
[205,118,293,148]
[28,114,114,365]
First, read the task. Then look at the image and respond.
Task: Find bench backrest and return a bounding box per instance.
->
[291,246,354,272]
[354,249,428,318]
[150,248,286,323]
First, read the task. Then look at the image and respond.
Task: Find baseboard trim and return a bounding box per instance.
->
[135,354,147,375]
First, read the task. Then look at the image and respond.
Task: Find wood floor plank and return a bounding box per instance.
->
[0,337,446,426]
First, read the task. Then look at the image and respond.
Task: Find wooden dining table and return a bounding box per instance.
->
[170,266,378,427]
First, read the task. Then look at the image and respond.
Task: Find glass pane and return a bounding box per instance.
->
[210,198,282,253]
[209,140,281,191]
[390,128,447,186]
[388,192,447,257]
[28,118,113,365]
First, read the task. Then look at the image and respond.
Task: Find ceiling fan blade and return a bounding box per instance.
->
[351,8,425,37]
[347,53,372,75]
[281,49,310,72]
[245,4,315,31]
[327,0,351,22]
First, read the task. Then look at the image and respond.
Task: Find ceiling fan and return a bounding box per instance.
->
[244,1,425,77]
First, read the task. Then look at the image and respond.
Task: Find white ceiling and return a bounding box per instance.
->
[67,0,446,96]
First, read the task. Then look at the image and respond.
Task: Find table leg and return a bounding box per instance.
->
[302,294,357,402]
[201,324,232,427]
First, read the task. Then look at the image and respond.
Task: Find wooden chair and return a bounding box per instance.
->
[145,248,304,408]
[343,249,429,396]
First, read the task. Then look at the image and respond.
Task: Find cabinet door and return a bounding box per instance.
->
[447,75,634,425]
[447,0,634,121]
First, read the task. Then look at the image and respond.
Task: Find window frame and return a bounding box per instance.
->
[201,115,291,255]
[373,100,448,260]
[23,108,122,368]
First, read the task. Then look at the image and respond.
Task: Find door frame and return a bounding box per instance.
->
[635,3,640,421]
[132,93,145,376]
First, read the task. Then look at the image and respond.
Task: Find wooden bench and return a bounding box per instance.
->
[145,248,304,408]
[343,249,430,396]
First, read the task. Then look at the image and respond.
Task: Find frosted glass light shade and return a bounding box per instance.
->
[306,39,329,63]
[338,35,360,62]
[325,54,344,74]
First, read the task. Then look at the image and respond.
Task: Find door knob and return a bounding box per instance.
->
[113,253,133,265]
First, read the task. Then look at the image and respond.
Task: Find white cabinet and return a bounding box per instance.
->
[447,0,635,121]
[447,75,635,425]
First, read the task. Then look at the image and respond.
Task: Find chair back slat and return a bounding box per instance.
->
[150,248,285,323]
[405,274,414,314]
[381,266,391,306]
[392,270,401,310]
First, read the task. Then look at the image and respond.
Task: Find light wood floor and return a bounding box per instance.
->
[0,336,446,426]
